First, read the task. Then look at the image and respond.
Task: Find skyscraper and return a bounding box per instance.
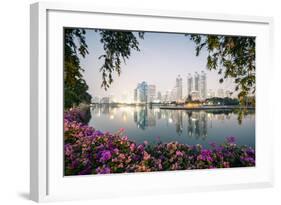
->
[187,73,193,96]
[157,91,162,102]
[194,72,199,92]
[176,75,183,101]
[134,81,148,103]
[163,90,171,102]
[134,88,138,102]
[170,87,177,102]
[187,71,208,101]
[148,84,156,102]
[200,71,207,100]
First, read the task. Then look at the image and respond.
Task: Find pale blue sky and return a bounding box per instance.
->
[79,29,236,100]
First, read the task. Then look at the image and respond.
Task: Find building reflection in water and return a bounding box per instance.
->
[186,111,207,140]
[133,106,156,130]
[91,105,253,141]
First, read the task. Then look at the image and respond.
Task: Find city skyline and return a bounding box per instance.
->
[80,30,238,102]
[93,72,234,104]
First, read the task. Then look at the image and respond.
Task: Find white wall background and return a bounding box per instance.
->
[0,0,280,204]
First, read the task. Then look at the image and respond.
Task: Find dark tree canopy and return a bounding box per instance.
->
[64,28,91,108]
[206,97,240,106]
[188,34,256,101]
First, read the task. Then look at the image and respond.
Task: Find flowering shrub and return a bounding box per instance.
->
[64,109,255,176]
[64,104,91,124]
[64,108,86,123]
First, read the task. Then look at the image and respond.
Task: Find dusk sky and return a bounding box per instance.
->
[79,29,237,102]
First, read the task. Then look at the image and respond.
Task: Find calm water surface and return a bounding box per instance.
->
[88,105,255,148]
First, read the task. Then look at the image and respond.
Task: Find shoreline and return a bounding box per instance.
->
[159,106,255,110]
[89,103,255,111]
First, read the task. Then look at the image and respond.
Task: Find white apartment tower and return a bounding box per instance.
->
[187,73,193,96]
[194,72,200,92]
[176,75,183,101]
[148,84,156,102]
[200,71,207,100]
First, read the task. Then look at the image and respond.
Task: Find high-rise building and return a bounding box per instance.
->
[200,71,207,100]
[185,71,208,101]
[134,81,148,103]
[134,88,138,102]
[194,72,200,92]
[170,87,177,102]
[157,91,162,102]
[187,73,193,96]
[163,90,171,102]
[176,75,183,101]
[148,84,156,102]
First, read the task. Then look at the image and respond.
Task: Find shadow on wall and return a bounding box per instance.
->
[17,192,29,200]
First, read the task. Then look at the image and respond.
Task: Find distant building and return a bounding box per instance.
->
[187,73,193,96]
[194,72,200,92]
[163,90,171,102]
[134,88,138,102]
[200,71,207,100]
[157,91,162,102]
[148,84,156,102]
[134,81,148,103]
[187,71,207,100]
[176,75,183,101]
[170,87,177,102]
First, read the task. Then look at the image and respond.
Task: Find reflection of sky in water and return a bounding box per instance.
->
[88,105,255,148]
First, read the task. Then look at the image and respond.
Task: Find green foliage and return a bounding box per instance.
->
[206,97,240,106]
[188,34,256,101]
[64,28,91,109]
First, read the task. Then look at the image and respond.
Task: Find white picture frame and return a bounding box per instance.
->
[30,2,274,202]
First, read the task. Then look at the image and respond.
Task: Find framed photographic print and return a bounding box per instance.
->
[30,2,274,202]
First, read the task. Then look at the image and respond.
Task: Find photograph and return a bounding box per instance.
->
[63,28,256,176]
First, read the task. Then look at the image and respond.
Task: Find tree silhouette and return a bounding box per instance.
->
[64,28,91,108]
[188,34,255,101]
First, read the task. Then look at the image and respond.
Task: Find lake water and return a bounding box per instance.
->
[88,105,255,148]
